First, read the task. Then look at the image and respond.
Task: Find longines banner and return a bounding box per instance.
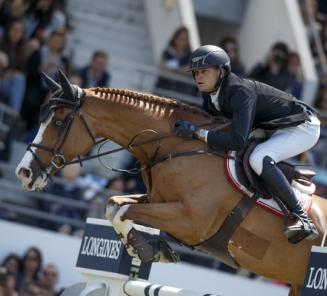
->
[76,218,158,280]
[302,246,327,296]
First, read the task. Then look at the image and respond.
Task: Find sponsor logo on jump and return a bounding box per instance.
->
[80,236,122,259]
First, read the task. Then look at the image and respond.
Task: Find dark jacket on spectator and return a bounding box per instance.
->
[77,66,110,88]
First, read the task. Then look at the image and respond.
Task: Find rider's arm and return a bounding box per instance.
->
[204,87,256,151]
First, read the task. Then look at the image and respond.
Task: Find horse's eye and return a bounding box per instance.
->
[54,120,63,127]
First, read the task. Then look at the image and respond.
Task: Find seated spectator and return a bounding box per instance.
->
[0,51,19,162]
[16,247,43,292]
[24,0,66,46]
[42,163,86,232]
[160,26,191,73]
[287,51,303,99]
[122,157,146,194]
[0,268,19,296]
[220,35,245,76]
[155,26,197,96]
[248,42,294,92]
[0,19,27,112]
[0,0,26,37]
[22,28,69,132]
[314,87,327,126]
[76,50,110,88]
[1,253,21,276]
[38,264,59,296]
[107,175,126,194]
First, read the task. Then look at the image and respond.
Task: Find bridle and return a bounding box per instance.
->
[26,87,99,183]
[26,72,231,188]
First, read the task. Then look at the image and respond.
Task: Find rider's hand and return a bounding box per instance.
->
[173,120,198,138]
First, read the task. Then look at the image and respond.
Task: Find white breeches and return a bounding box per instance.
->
[249,115,320,175]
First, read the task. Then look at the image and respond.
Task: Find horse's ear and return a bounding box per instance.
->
[41,72,61,93]
[58,70,74,100]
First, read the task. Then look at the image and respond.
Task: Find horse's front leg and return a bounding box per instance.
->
[105,194,147,221]
[106,201,195,263]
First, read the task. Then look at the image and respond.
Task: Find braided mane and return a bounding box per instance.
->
[90,87,210,118]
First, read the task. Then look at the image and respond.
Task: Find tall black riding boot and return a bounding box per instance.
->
[260,156,319,243]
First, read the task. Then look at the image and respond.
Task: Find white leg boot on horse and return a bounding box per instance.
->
[106,195,180,263]
[260,156,319,243]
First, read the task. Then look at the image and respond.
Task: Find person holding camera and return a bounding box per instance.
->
[248,42,294,91]
[173,44,321,244]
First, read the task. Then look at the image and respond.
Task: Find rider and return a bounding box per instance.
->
[173,45,320,243]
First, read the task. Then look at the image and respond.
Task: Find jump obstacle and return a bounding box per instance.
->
[63,218,221,296]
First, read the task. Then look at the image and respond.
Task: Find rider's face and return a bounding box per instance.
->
[194,67,221,93]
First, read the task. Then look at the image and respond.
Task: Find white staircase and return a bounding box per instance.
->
[67,0,155,89]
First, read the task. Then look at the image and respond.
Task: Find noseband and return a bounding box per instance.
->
[27,87,97,183]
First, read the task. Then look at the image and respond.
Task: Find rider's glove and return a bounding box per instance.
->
[173,120,208,142]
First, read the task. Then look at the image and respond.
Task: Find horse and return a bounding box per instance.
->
[15,71,327,296]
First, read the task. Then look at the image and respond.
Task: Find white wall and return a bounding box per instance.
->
[144,0,200,63]
[193,0,246,24]
[0,220,81,290]
[0,220,289,296]
[238,0,318,104]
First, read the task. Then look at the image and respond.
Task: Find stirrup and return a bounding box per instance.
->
[283,213,319,244]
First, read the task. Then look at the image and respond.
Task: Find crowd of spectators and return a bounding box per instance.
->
[0,0,111,160]
[0,247,61,296]
[1,0,327,291]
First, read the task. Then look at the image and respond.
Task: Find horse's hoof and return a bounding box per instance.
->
[157,240,180,263]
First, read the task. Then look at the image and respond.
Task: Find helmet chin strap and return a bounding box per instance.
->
[209,68,226,95]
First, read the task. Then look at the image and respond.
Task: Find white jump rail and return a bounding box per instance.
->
[124,280,219,296]
[69,218,221,296]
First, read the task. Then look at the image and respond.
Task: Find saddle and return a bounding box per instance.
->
[232,138,316,212]
[195,136,316,268]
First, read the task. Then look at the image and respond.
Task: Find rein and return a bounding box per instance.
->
[27,88,231,183]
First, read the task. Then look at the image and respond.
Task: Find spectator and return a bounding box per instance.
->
[160,26,191,73]
[42,163,86,232]
[155,26,197,96]
[0,50,19,162]
[248,42,294,92]
[76,50,110,88]
[1,253,21,275]
[0,268,19,296]
[220,35,245,76]
[22,28,69,132]
[0,0,26,36]
[314,87,327,125]
[17,247,43,291]
[38,264,59,296]
[0,19,27,112]
[287,51,303,99]
[107,175,125,194]
[24,0,66,45]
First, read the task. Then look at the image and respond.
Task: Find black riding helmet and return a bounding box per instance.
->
[188,45,231,75]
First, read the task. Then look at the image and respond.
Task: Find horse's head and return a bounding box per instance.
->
[16,71,95,190]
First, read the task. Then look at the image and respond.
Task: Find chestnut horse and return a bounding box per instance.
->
[15,72,327,296]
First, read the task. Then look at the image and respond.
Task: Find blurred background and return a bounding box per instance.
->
[1,0,327,295]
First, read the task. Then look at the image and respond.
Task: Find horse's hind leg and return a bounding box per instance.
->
[289,285,302,296]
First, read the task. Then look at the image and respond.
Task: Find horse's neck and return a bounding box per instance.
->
[85,90,172,162]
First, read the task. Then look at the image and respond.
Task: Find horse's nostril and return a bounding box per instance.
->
[19,167,31,178]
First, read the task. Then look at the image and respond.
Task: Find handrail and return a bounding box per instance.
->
[304,0,327,74]
[0,180,91,209]
[0,203,85,228]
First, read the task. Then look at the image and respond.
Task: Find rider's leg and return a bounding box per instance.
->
[249,119,320,242]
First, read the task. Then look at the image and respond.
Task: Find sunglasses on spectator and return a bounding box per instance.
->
[26,256,39,261]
